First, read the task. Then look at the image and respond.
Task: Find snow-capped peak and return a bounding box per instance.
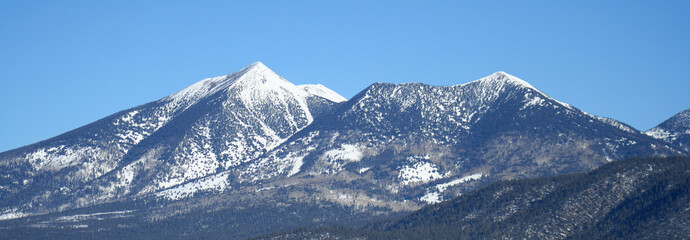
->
[228,62,315,124]
[480,71,539,90]
[233,62,290,87]
[162,62,302,111]
[464,71,576,110]
[247,61,268,69]
[298,84,347,103]
[237,61,275,77]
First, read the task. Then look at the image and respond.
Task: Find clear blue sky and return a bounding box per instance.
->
[1,1,688,152]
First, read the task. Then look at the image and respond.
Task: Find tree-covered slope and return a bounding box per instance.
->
[271,156,690,240]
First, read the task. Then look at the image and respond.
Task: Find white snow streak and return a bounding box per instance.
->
[156,172,230,200]
[435,173,484,192]
[287,155,305,176]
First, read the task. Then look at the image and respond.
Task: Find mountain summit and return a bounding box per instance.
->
[478,71,539,89]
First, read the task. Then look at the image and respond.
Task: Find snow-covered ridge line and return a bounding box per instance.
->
[597,117,638,134]
[163,62,348,108]
[359,71,575,112]
[462,71,575,110]
[298,84,347,102]
[161,62,268,107]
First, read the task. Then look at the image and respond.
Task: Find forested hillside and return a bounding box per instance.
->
[270,156,690,240]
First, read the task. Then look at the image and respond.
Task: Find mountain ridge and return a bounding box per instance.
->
[0,63,687,239]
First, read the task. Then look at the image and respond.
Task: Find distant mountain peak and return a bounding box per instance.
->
[465,71,580,111]
[161,62,294,109]
[297,84,347,102]
[234,62,290,87]
[475,71,538,90]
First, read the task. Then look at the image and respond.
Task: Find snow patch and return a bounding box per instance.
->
[418,173,484,204]
[287,155,305,176]
[116,130,146,145]
[0,211,26,220]
[323,144,363,162]
[26,146,102,171]
[522,96,546,109]
[420,192,441,204]
[398,160,442,185]
[156,172,230,200]
[645,127,672,141]
[54,210,133,222]
[113,110,140,126]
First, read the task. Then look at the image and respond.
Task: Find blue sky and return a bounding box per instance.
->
[1,1,688,152]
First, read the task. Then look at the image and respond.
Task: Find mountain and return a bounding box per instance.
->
[0,65,686,239]
[217,71,682,206]
[0,62,345,218]
[646,108,690,153]
[271,156,690,240]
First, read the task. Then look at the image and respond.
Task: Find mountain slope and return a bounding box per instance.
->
[646,108,690,153]
[272,156,690,240]
[0,62,345,218]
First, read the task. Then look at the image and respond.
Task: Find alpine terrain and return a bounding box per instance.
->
[0,62,687,239]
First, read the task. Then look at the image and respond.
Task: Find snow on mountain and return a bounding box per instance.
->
[298,84,348,103]
[466,71,574,110]
[0,62,346,216]
[398,159,443,185]
[420,173,484,203]
[85,62,346,200]
[0,65,685,239]
[183,70,682,215]
[162,62,298,111]
[596,116,638,134]
[646,108,690,152]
